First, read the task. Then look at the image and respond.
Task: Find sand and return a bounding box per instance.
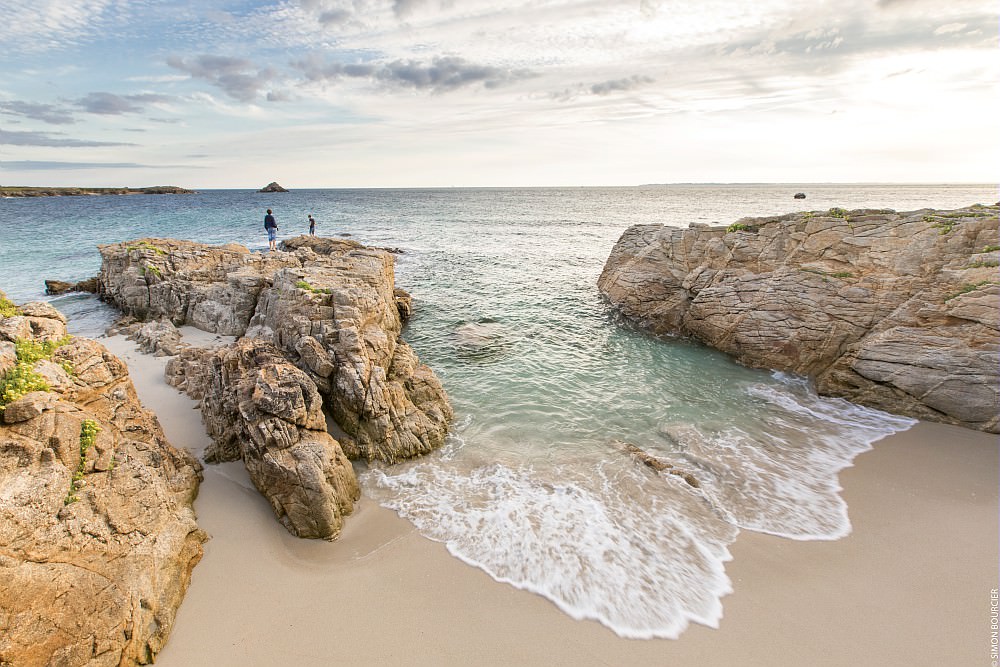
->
[103,335,999,667]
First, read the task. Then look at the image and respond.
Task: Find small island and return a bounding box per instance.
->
[0,185,194,198]
[259,181,289,192]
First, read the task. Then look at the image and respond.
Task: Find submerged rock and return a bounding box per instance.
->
[0,291,205,665]
[598,204,1000,432]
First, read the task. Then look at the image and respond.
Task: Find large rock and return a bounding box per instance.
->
[168,339,358,539]
[100,237,453,465]
[598,205,1000,432]
[258,182,288,193]
[0,292,206,665]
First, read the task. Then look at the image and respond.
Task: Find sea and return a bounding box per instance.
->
[1,183,994,639]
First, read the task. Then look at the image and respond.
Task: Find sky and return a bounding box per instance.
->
[0,0,996,188]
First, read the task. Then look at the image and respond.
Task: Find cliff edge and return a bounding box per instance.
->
[598,204,999,432]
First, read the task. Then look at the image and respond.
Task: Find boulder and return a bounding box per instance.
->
[0,293,205,665]
[598,204,1000,432]
[45,277,99,295]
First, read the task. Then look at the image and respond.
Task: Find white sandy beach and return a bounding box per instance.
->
[103,335,999,667]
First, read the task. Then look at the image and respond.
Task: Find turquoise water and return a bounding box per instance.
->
[1,183,993,637]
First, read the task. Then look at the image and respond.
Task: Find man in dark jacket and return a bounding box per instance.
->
[264,209,278,251]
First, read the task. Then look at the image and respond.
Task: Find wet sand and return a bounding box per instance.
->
[104,335,999,667]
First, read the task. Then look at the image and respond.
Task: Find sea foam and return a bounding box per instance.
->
[362,378,916,639]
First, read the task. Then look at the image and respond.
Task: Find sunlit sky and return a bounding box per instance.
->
[1,0,996,188]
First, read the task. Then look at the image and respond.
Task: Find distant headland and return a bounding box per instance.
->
[0,185,195,198]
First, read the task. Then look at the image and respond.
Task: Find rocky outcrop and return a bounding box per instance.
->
[166,340,359,539]
[0,291,206,665]
[98,237,452,465]
[258,182,288,193]
[598,205,1000,432]
[97,236,452,536]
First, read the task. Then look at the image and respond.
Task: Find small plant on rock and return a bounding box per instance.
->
[0,294,21,318]
[65,419,101,505]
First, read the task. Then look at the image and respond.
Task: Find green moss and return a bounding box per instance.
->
[944,281,995,302]
[143,265,162,279]
[726,222,755,233]
[295,279,331,294]
[967,258,999,268]
[931,220,957,234]
[126,241,167,255]
[982,244,1000,253]
[828,207,849,218]
[65,419,101,505]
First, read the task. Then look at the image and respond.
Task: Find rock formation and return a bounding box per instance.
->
[44,277,100,295]
[0,291,206,665]
[166,340,359,539]
[0,186,193,198]
[97,236,453,537]
[258,182,288,193]
[598,205,999,432]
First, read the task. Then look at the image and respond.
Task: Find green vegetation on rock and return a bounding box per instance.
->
[65,419,101,505]
[295,279,331,294]
[0,294,21,317]
[944,281,995,302]
[127,241,167,255]
[1,336,72,409]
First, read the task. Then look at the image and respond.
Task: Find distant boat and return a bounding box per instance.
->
[794,192,806,199]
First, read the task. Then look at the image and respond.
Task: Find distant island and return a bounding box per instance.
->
[259,181,289,192]
[0,185,195,198]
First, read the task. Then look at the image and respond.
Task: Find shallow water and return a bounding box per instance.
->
[1,183,992,637]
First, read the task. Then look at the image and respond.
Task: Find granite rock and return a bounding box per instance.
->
[0,292,205,665]
[598,205,1000,432]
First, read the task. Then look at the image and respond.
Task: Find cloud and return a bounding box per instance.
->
[0,160,158,170]
[167,54,280,102]
[590,75,655,96]
[75,92,173,115]
[0,129,132,147]
[294,55,535,93]
[0,100,76,125]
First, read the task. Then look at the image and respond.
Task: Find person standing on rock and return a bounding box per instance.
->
[264,209,278,251]
[308,214,316,236]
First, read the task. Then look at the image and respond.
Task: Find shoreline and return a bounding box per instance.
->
[103,334,998,666]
